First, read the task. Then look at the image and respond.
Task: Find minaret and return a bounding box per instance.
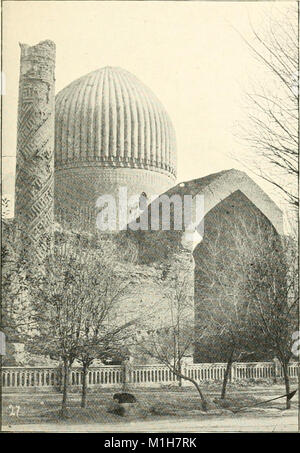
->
[15,40,56,262]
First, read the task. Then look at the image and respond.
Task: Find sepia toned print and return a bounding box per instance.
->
[1,1,298,434]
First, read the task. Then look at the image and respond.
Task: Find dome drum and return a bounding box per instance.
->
[54,154,176,178]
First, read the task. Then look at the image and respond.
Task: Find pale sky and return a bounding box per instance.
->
[1,1,293,216]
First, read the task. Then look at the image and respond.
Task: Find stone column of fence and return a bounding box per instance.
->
[122,357,133,391]
[230,362,237,382]
[272,357,282,383]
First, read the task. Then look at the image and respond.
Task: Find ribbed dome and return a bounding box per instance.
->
[55,66,176,178]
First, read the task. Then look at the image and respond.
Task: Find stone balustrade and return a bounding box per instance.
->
[1,361,298,391]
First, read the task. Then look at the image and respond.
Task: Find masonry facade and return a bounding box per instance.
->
[9,40,283,364]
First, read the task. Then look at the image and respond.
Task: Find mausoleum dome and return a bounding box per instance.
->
[54,66,177,231]
[55,66,177,178]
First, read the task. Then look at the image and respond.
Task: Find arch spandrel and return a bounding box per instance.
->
[176,169,283,252]
[195,169,283,236]
[124,169,283,263]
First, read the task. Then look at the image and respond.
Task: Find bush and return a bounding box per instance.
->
[113,392,137,403]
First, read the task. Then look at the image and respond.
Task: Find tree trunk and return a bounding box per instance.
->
[81,363,88,408]
[122,361,127,392]
[60,359,70,418]
[171,368,208,411]
[192,379,208,411]
[221,347,235,399]
[177,360,182,387]
[282,361,291,409]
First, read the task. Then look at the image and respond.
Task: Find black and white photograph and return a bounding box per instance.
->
[1,0,299,434]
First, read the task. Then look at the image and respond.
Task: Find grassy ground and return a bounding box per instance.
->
[2,380,298,426]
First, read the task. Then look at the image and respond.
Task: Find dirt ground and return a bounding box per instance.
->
[2,381,299,428]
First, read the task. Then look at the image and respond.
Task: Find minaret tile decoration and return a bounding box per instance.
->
[15,40,56,261]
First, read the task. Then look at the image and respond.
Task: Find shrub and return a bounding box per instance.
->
[113,392,137,403]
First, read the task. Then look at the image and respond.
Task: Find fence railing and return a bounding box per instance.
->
[1,361,299,391]
[186,362,299,381]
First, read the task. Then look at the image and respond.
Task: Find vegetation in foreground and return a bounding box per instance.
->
[3,382,298,426]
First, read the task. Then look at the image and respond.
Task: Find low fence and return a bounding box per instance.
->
[1,361,299,391]
[186,362,299,381]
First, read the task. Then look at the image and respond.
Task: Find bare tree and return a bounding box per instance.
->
[29,234,137,416]
[137,272,209,410]
[200,215,299,408]
[1,196,11,219]
[1,255,37,340]
[29,252,86,417]
[239,4,298,208]
[1,223,37,349]
[77,323,134,408]
[75,265,137,408]
[242,225,298,409]
[195,219,265,399]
